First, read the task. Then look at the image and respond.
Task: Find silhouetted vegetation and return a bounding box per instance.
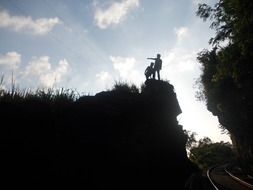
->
[184,130,236,170]
[110,81,140,94]
[196,0,253,174]
[0,80,197,189]
[0,87,78,102]
[189,137,236,170]
[184,130,198,152]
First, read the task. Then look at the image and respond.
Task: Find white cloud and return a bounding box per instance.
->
[0,51,21,69]
[110,56,135,78]
[96,71,112,82]
[174,27,189,43]
[23,56,69,87]
[94,0,139,29]
[95,70,114,91]
[110,55,142,84]
[0,10,60,35]
[162,48,197,74]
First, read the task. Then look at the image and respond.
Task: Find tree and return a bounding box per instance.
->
[189,138,236,170]
[184,130,197,152]
[196,0,253,174]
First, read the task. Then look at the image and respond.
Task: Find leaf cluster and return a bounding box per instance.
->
[111,81,140,94]
[0,86,78,104]
[189,138,236,170]
[196,0,253,134]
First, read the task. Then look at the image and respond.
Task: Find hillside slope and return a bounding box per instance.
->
[0,80,198,189]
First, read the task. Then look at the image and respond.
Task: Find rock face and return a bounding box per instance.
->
[0,80,198,189]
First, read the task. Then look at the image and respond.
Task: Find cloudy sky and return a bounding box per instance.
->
[0,0,230,142]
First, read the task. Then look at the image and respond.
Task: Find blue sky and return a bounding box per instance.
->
[0,0,230,142]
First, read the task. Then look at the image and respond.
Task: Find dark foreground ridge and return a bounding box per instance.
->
[1,80,198,189]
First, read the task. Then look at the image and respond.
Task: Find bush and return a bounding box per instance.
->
[111,81,139,94]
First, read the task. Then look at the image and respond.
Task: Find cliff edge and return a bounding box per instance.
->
[1,79,198,189]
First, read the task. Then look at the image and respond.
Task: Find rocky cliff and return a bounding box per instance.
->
[0,80,198,189]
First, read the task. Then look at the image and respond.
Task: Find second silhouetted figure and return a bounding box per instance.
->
[145,62,154,80]
[147,53,162,80]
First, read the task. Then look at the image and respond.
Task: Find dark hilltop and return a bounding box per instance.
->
[1,79,198,189]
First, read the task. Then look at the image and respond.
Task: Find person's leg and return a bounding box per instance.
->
[153,71,156,79]
[157,70,160,80]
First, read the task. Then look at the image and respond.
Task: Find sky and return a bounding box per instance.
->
[0,0,231,143]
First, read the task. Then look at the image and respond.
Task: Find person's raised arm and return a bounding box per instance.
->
[147,57,156,60]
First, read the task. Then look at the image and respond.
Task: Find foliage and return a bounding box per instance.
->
[111,81,139,94]
[196,0,253,47]
[196,0,253,153]
[185,130,236,170]
[0,74,79,103]
[184,130,197,151]
[196,0,253,174]
[0,86,78,103]
[189,137,236,170]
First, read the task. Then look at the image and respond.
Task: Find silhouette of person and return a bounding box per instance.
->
[147,54,162,80]
[144,62,154,80]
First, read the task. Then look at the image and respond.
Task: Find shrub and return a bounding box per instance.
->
[111,81,139,94]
